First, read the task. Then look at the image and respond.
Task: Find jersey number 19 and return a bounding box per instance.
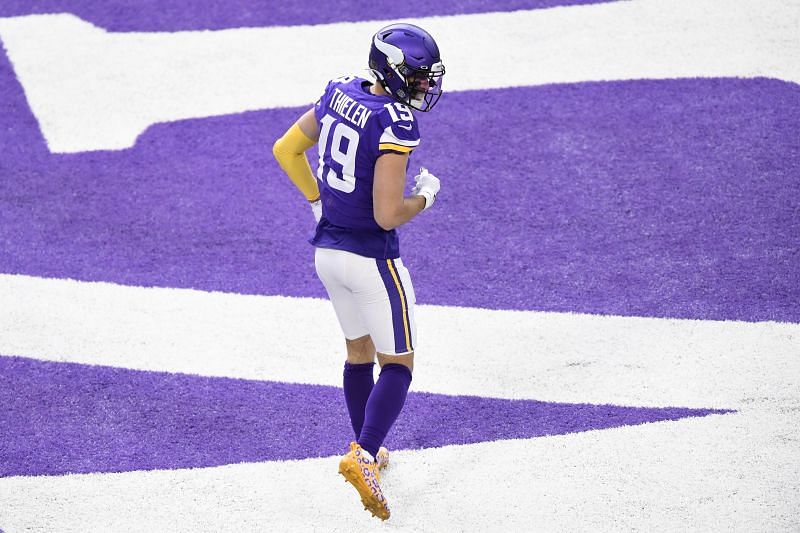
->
[317,114,360,194]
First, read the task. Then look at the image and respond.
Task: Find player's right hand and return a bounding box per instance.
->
[412,167,440,211]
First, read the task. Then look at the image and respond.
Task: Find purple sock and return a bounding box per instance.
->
[358,363,413,459]
[343,362,375,439]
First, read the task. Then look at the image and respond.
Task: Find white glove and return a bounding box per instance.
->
[310,199,322,222]
[411,167,440,211]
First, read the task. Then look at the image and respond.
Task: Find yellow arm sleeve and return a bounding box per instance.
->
[272,123,320,202]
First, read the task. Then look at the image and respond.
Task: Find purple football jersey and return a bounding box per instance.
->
[309,76,421,259]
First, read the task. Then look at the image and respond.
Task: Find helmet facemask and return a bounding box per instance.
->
[398,62,445,112]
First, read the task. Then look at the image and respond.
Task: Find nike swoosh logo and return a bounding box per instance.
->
[397,124,413,130]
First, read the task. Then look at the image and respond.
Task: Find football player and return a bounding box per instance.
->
[272,23,445,520]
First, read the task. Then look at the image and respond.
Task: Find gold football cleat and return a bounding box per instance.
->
[338,442,390,520]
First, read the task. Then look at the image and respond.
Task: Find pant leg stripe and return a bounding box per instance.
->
[386,259,412,352]
[376,259,411,353]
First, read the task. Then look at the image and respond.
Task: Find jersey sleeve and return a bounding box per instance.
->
[376,105,421,156]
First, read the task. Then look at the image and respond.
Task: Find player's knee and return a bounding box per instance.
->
[377,351,413,373]
[345,335,376,363]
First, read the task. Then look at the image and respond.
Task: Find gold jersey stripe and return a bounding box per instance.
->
[379,143,414,153]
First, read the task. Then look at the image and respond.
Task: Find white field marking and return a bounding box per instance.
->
[0,410,798,532]
[0,0,798,152]
[1,273,798,409]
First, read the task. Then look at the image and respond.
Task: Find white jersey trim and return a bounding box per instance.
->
[379,125,420,148]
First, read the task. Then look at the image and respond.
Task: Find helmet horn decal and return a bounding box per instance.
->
[373,34,405,66]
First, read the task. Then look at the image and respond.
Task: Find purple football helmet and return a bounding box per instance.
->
[369,23,445,112]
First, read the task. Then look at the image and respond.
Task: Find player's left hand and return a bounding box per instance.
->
[310,199,322,222]
[412,167,440,211]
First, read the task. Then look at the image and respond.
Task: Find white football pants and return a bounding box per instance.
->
[314,247,417,356]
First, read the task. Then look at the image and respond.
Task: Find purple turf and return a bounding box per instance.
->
[1,41,798,322]
[0,0,620,31]
[0,355,730,477]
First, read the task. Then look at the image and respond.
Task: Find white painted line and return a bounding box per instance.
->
[1,0,797,152]
[1,273,798,408]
